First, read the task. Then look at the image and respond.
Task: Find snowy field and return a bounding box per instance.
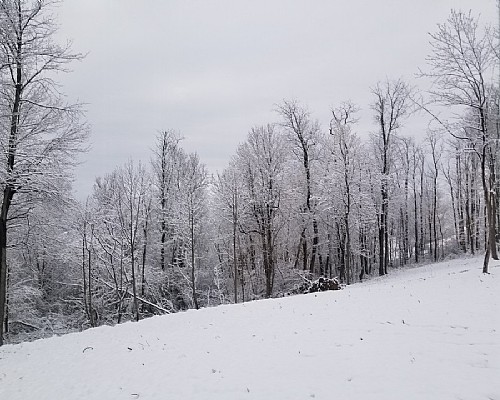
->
[0,256,499,400]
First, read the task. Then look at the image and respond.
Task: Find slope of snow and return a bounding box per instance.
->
[0,257,499,400]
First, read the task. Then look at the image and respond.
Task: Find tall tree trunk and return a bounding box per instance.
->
[303,151,318,275]
[345,218,351,285]
[445,165,459,250]
[0,30,22,344]
[465,162,473,254]
[419,158,425,259]
[413,174,419,263]
[232,190,238,303]
[190,211,199,309]
[487,146,499,261]
[378,212,385,276]
[433,178,438,262]
[130,248,140,321]
[456,154,467,252]
[160,208,166,271]
[481,132,499,272]
[310,218,319,274]
[0,214,10,346]
[262,224,275,298]
[82,229,89,322]
[141,218,148,299]
[403,176,410,264]
[130,205,140,321]
[87,247,95,327]
[412,149,421,264]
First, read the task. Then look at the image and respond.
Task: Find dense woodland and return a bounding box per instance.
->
[0,1,498,344]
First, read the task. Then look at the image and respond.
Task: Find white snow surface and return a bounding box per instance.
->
[1,257,499,400]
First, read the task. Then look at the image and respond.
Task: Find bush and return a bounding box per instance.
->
[293,276,342,294]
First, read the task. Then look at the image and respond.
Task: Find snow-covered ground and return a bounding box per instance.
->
[0,256,499,400]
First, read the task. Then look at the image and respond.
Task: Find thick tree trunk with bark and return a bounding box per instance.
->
[0,208,10,346]
[0,29,22,343]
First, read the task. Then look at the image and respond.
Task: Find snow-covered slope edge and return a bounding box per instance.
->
[0,257,499,400]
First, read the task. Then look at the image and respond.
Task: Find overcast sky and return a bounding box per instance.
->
[54,0,497,199]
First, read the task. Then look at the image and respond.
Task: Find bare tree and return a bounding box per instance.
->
[152,130,183,271]
[371,79,412,275]
[424,10,498,272]
[329,102,361,284]
[92,173,129,323]
[277,100,320,274]
[79,198,97,327]
[91,169,170,323]
[180,153,208,310]
[214,165,242,303]
[237,125,285,297]
[410,141,425,263]
[0,0,88,345]
[116,161,150,321]
[394,136,414,265]
[426,130,443,261]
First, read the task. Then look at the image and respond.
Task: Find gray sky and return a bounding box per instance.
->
[55,0,496,198]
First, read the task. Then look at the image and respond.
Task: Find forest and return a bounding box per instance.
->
[0,1,498,345]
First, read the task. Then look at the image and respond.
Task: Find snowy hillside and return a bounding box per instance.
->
[0,257,499,400]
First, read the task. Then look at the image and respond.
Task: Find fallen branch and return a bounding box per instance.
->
[10,320,40,330]
[98,279,172,314]
[296,272,312,284]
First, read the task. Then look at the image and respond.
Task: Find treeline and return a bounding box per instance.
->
[1,2,498,343]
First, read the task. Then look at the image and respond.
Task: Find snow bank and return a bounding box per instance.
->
[0,257,499,399]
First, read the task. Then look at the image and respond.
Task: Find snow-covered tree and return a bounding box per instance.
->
[0,0,88,345]
[370,79,412,275]
[277,100,321,274]
[423,10,498,272]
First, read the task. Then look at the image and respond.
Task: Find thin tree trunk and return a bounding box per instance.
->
[82,226,89,322]
[88,247,95,327]
[232,191,238,303]
[433,179,438,262]
[190,211,199,309]
[378,213,385,276]
[160,215,166,271]
[445,166,460,250]
[130,213,140,321]
[419,159,425,259]
[310,218,319,274]
[456,154,467,252]
[345,219,351,285]
[412,151,420,264]
[301,228,308,271]
[141,218,148,299]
